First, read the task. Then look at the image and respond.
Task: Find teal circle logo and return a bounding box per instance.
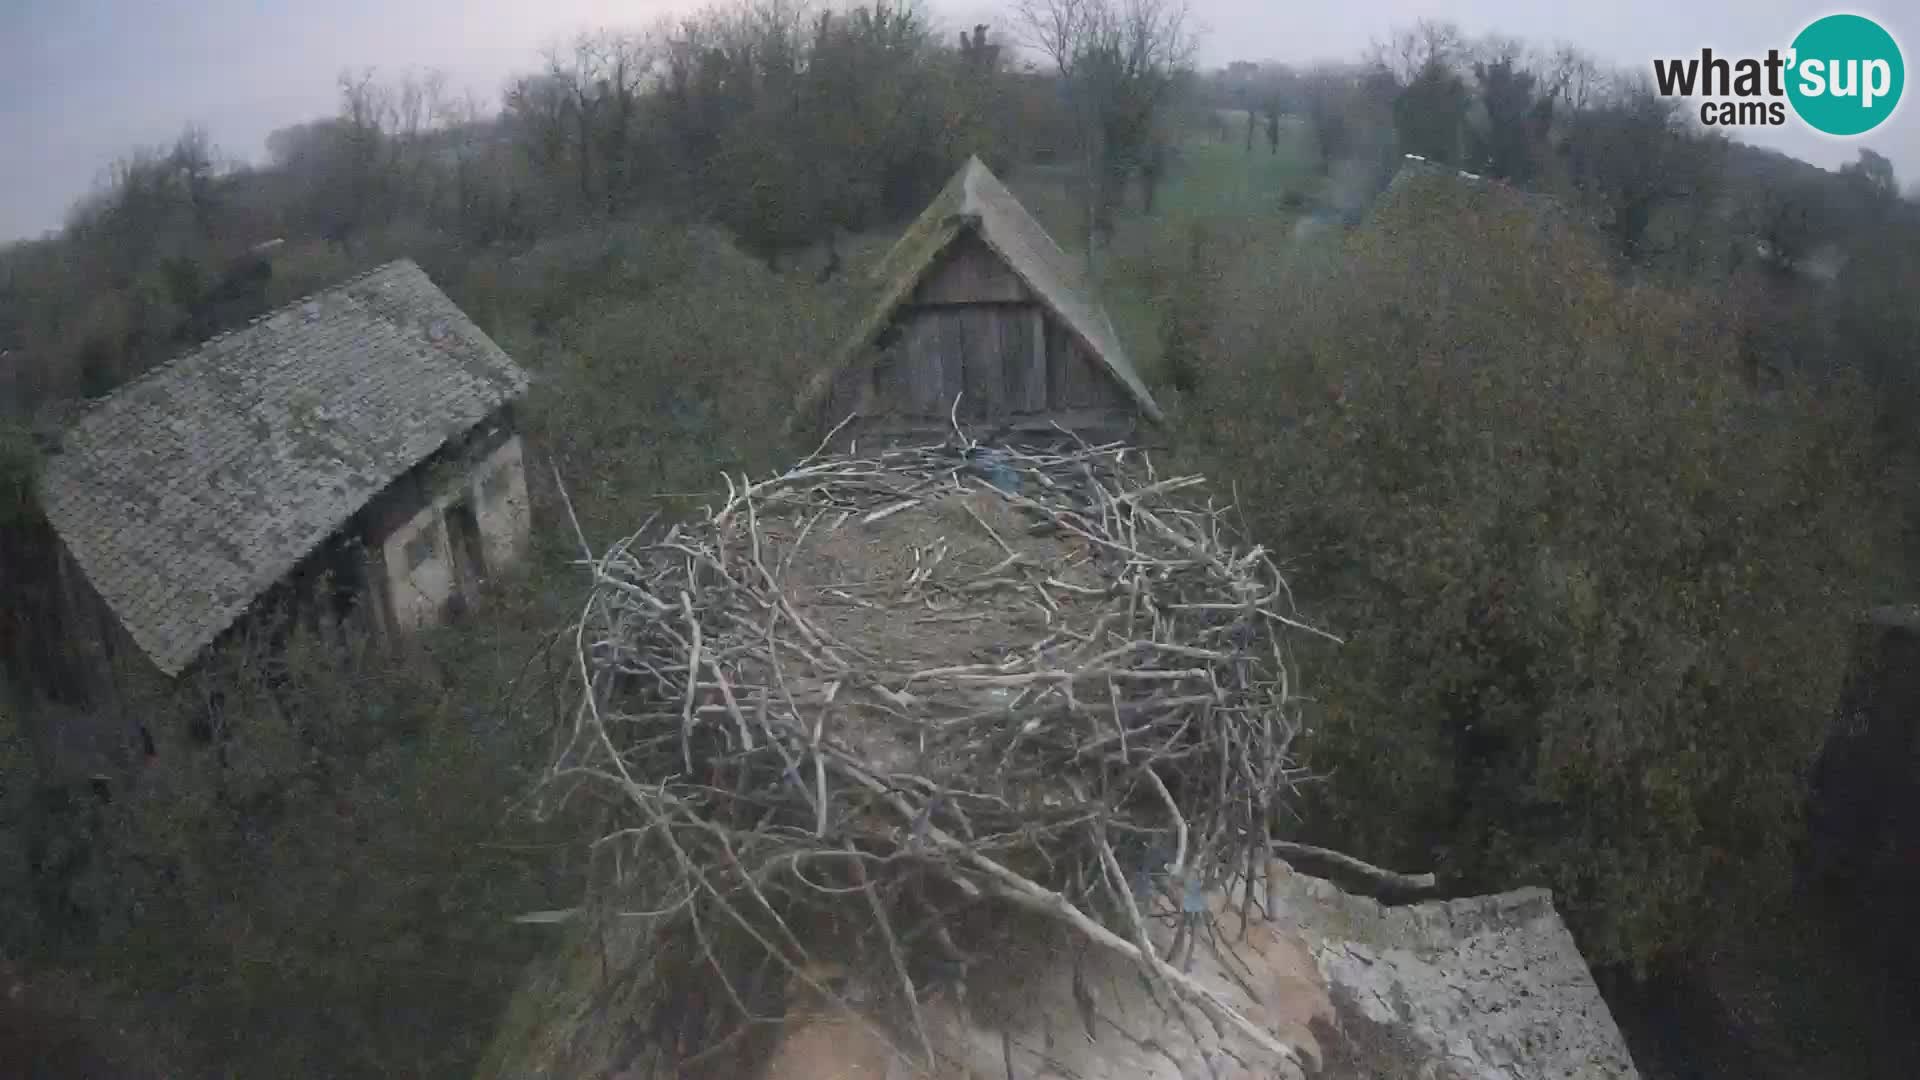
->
[1787,14,1904,136]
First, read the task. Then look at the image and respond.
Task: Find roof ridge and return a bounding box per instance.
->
[333,256,417,291]
[266,258,419,321]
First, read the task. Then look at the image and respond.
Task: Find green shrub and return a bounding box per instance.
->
[3,589,583,1078]
[1189,173,1892,970]
[0,421,37,529]
[516,223,850,540]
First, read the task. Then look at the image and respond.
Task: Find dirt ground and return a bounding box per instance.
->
[771,486,1107,672]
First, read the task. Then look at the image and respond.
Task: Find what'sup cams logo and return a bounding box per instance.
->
[1653,13,1904,135]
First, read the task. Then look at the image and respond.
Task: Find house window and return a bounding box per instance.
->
[404,528,437,571]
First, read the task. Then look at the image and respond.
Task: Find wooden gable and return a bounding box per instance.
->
[910,232,1029,305]
[822,226,1134,437]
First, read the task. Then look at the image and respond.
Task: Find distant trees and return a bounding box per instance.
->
[1841,147,1899,209]
[1369,18,1464,86]
[524,32,656,217]
[67,128,221,284]
[647,2,1008,264]
[1369,19,1472,167]
[1391,58,1470,164]
[1205,61,1295,157]
[1190,172,1888,971]
[1561,80,1725,265]
[267,68,482,249]
[50,129,259,396]
[1319,24,1740,268]
[286,2,1021,270]
[0,0,1048,418]
[1167,20,1920,979]
[1829,157,1920,461]
[1368,24,1559,181]
[1471,55,1552,183]
[1293,65,1387,174]
[1017,0,1198,245]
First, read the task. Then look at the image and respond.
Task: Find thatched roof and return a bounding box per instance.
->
[38,260,528,675]
[796,156,1162,427]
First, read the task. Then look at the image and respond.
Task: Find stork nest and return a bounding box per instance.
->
[545,428,1337,1071]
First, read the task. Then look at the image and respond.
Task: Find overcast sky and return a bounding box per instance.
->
[1,1,1914,242]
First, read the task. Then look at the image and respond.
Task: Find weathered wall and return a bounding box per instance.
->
[471,435,531,578]
[381,500,458,632]
[0,508,149,715]
[910,233,1028,305]
[824,230,1137,444]
[1275,873,1641,1079]
[7,408,528,725]
[378,433,530,632]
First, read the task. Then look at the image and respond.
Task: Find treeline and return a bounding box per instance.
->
[1196,20,1920,465]
[0,2,1100,426]
[1182,161,1894,979]
[1160,22,1920,1012]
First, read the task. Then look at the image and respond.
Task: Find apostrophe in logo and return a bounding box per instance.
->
[1786,14,1903,135]
[1651,13,1903,136]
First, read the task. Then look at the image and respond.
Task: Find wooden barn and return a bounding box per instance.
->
[13,260,532,711]
[796,156,1161,444]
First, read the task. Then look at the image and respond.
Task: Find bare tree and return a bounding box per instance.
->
[1369,18,1464,86]
[524,31,658,215]
[504,71,571,182]
[551,37,607,210]
[1540,44,1606,114]
[1015,0,1199,265]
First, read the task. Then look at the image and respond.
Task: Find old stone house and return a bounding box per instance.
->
[795,156,1162,445]
[19,259,531,706]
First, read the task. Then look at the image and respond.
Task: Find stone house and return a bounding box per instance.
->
[794,156,1162,445]
[20,258,531,706]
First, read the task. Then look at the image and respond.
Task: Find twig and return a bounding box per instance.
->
[849,843,936,1074]
[1271,841,1438,894]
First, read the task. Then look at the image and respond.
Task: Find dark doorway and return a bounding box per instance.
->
[445,499,488,614]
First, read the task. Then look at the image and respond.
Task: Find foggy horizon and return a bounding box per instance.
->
[2,0,1915,243]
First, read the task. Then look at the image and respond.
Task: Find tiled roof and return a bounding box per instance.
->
[798,156,1162,426]
[38,259,529,675]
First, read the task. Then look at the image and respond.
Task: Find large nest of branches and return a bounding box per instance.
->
[547,429,1336,1071]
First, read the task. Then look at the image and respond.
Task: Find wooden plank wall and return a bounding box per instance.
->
[1046,321,1128,412]
[913,234,1028,304]
[869,307,1128,422]
[834,228,1133,434]
[1004,309,1047,412]
[959,309,1001,417]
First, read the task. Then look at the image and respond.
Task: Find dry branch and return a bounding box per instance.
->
[1271,840,1439,895]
